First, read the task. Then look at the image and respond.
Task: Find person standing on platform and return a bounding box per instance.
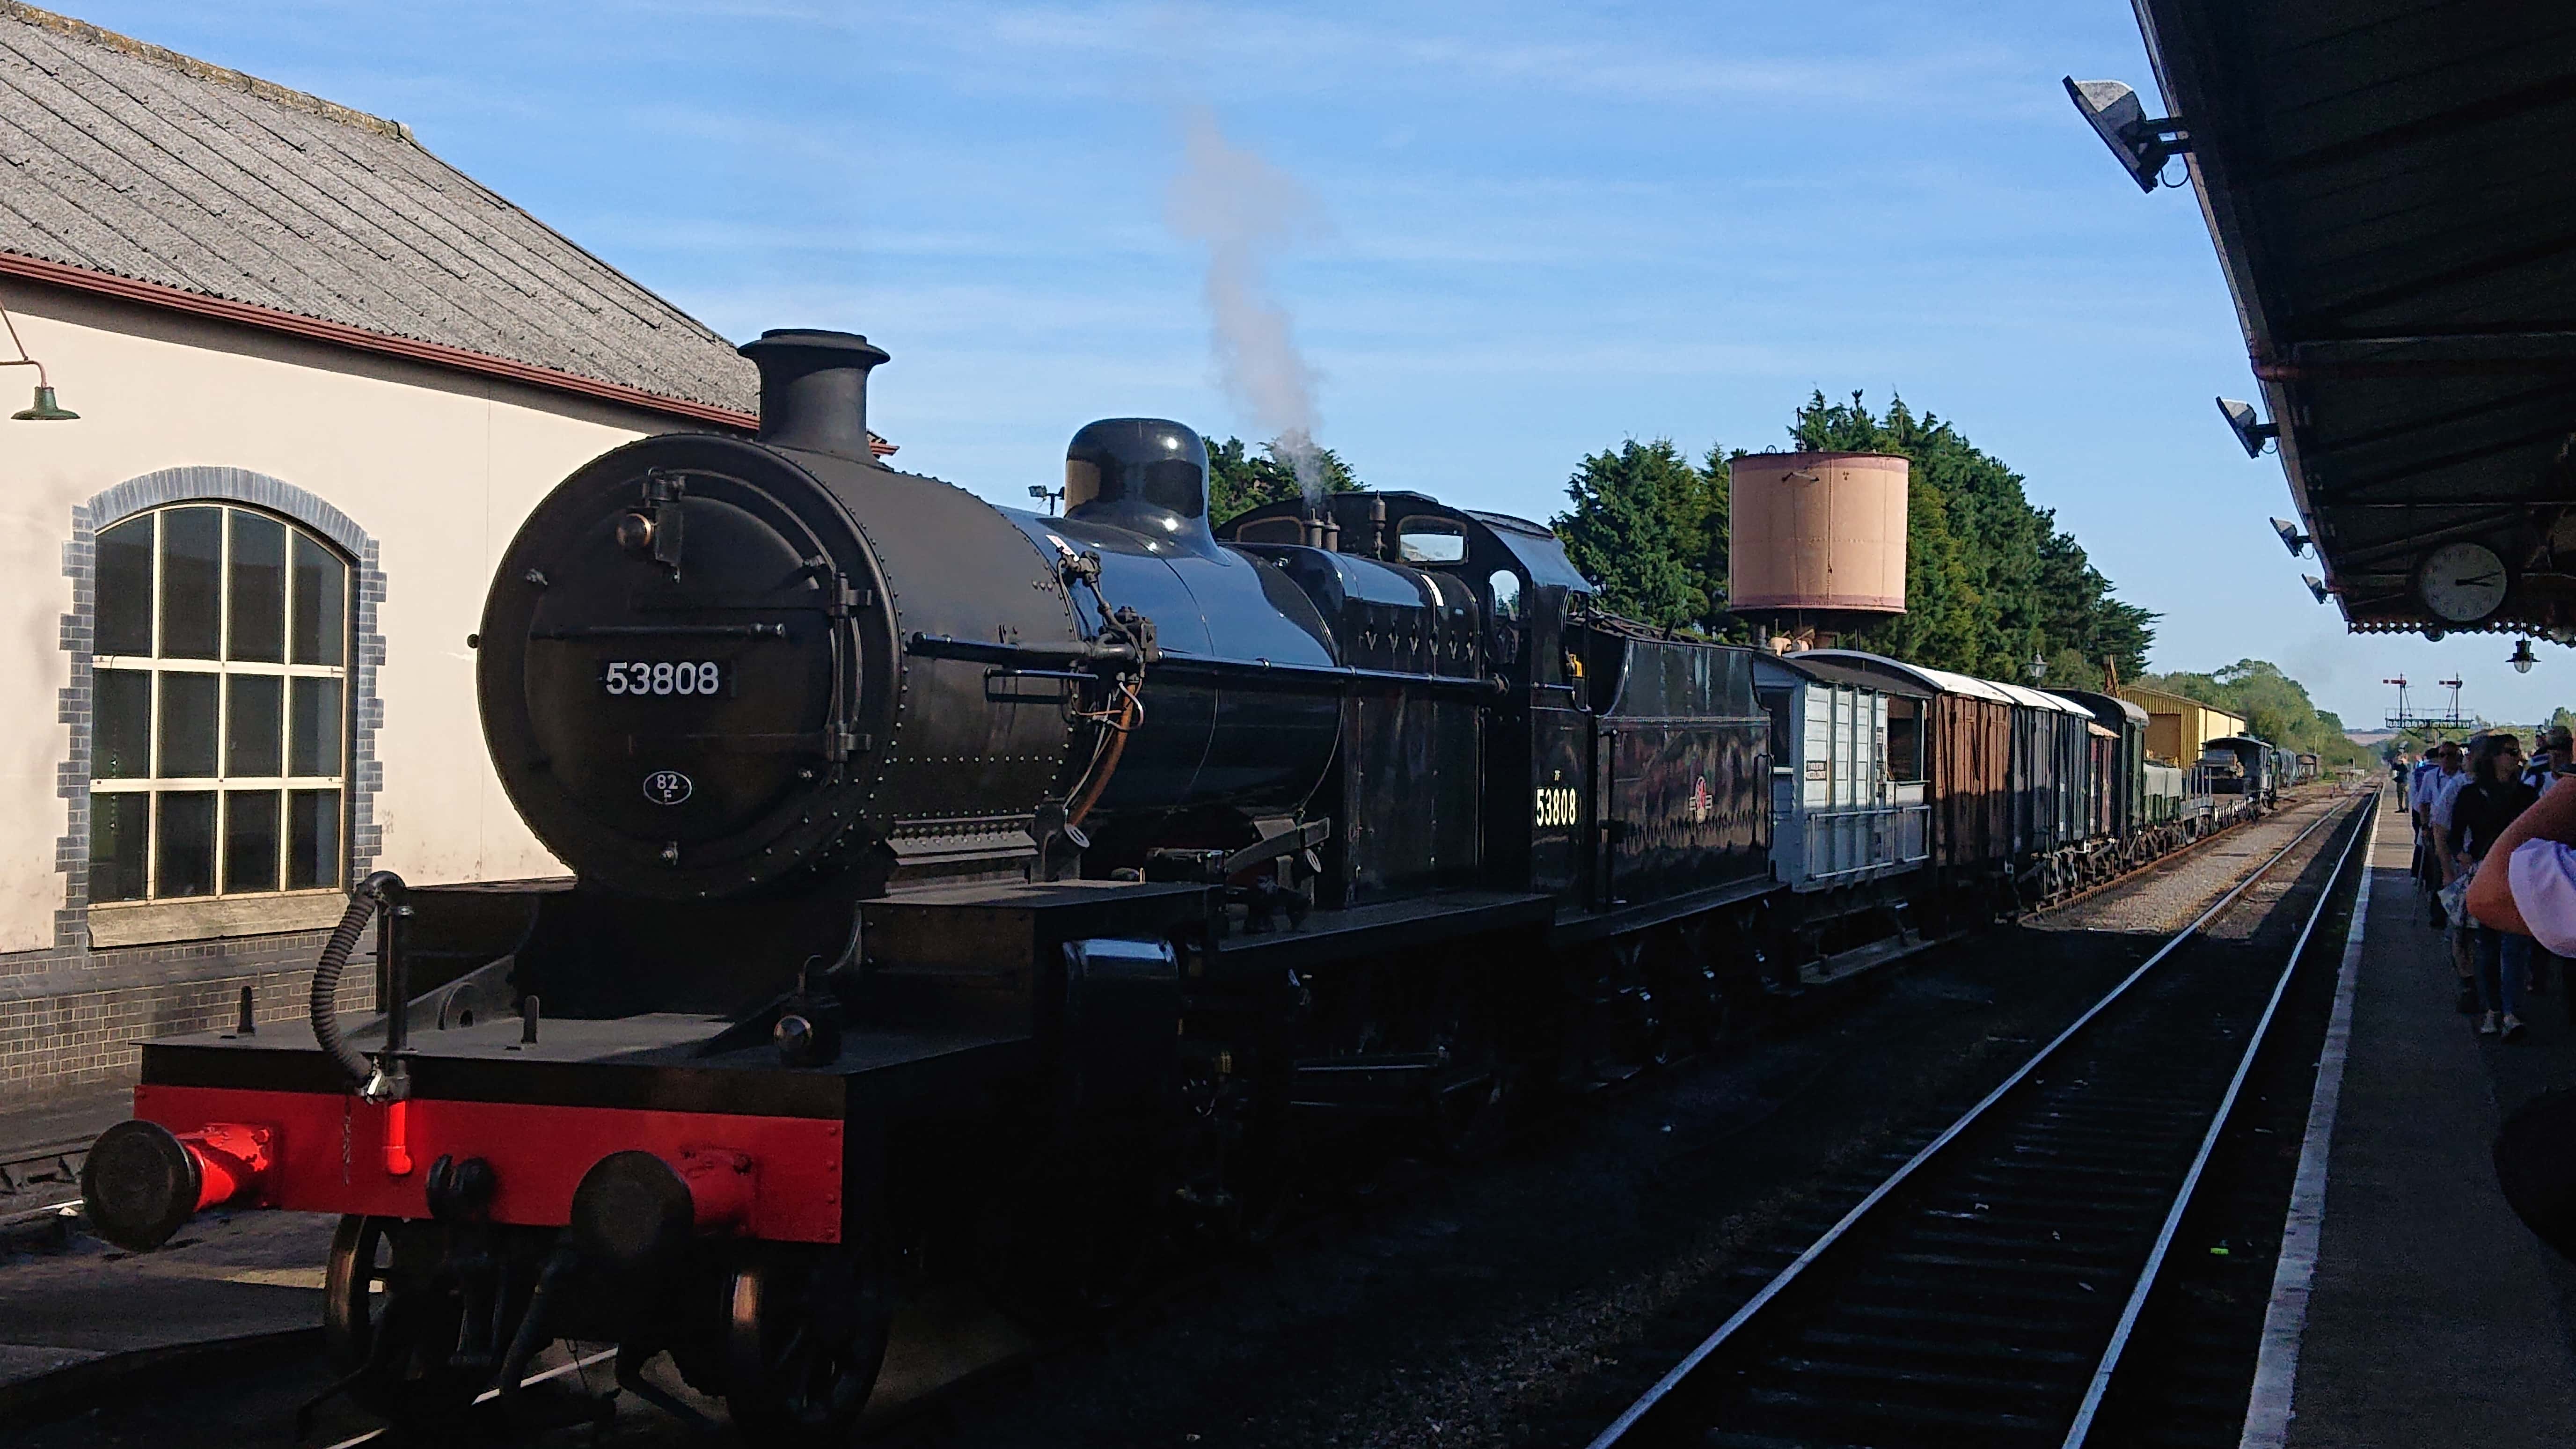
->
[2427,739,2480,1010]
[2525,727,2572,792]
[2415,742,2466,931]
[2515,727,2575,995]
[2447,733,2537,1038]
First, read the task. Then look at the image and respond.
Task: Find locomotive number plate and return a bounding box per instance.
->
[603,660,724,696]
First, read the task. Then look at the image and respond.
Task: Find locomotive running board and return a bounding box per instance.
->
[1795,929,1944,990]
[1209,890,1553,974]
[1549,875,1781,947]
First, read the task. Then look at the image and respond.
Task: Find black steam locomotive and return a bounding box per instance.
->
[76,329,2261,1441]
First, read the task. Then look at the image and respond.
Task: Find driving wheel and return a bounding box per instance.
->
[726,1245,891,1446]
[323,1214,480,1421]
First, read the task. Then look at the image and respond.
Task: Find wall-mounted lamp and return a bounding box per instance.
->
[2064,77,2191,191]
[1,302,75,420]
[2219,398,2277,458]
[2271,517,2311,556]
[2304,575,2332,604]
[2512,637,2539,674]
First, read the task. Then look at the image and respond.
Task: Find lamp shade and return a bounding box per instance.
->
[12,385,75,421]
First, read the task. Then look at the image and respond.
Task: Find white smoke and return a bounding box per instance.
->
[1165,104,1329,506]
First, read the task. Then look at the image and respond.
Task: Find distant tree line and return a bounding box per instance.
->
[2133,661,2372,766]
[1548,392,2156,684]
[1204,395,2355,767]
[1206,435,1360,523]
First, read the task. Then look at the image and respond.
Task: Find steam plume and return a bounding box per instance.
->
[1166,105,1328,505]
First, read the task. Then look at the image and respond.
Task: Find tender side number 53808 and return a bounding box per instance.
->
[603,661,723,696]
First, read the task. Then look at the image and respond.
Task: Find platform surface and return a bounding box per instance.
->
[2262,789,2576,1447]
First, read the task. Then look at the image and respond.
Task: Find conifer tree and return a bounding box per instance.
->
[1552,439,1703,629]
[1205,435,1361,525]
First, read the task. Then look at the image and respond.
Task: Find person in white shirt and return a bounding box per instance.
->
[2415,742,2466,932]
[2430,749,2479,861]
[2524,727,2572,793]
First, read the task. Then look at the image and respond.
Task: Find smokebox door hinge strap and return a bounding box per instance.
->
[825,575,872,618]
[643,470,687,569]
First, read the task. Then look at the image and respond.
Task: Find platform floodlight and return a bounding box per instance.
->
[2064,77,2188,192]
[2219,398,2278,457]
[1,302,74,421]
[2271,517,2310,556]
[2304,574,2331,604]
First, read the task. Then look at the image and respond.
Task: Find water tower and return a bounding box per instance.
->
[1726,451,1910,651]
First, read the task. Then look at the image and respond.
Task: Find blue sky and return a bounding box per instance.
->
[65,0,2565,732]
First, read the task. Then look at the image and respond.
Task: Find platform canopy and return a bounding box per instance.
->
[2133,1,2576,637]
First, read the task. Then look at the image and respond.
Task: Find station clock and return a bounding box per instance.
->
[2414,541,2510,624]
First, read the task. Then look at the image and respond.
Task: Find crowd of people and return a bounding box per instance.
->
[2401,725,2576,1040]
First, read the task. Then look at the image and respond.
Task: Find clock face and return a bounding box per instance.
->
[2416,541,2509,623]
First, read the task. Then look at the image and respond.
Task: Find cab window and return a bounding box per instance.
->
[1234,516,1302,544]
[1397,516,1466,563]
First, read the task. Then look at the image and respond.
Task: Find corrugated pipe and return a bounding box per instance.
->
[310,871,402,1089]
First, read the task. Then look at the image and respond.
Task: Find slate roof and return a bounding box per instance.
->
[0,2,760,419]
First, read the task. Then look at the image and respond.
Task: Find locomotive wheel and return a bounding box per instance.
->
[323,1215,481,1421]
[1582,941,1669,1086]
[726,1246,891,1446]
[1424,988,1508,1161]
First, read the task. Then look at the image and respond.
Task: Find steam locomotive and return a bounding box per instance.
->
[76,329,2285,1441]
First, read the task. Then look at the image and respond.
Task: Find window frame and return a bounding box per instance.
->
[88,503,353,907]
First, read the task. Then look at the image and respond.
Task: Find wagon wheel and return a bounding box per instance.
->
[323,1214,481,1421]
[726,1245,891,1447]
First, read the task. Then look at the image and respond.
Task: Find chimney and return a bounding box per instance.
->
[737,329,889,461]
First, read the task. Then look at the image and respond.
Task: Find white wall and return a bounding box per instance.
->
[0,279,693,951]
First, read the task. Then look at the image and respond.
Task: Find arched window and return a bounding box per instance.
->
[89,505,351,903]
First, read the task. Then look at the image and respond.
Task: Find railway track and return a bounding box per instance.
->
[1587,787,2373,1449]
[2022,791,2292,919]
[0,1140,86,1232]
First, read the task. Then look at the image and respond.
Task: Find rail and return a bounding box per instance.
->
[1587,786,2372,1448]
[0,1138,87,1230]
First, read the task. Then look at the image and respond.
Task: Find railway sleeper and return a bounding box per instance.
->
[1795,1325,2091,1367]
[1895,1227,2139,1261]
[1940,1171,2182,1202]
[1992,1141,2198,1170]
[1878,1248,2156,1280]
[1734,1384,2056,1434]
[1845,1269,2139,1308]
[1834,1299,2092,1337]
[1757,1353,2072,1401]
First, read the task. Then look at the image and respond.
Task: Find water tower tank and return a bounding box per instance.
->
[1727,451,1909,632]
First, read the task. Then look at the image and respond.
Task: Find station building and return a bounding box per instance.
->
[0,4,851,1099]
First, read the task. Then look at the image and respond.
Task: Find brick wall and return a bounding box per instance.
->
[0,928,376,1103]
